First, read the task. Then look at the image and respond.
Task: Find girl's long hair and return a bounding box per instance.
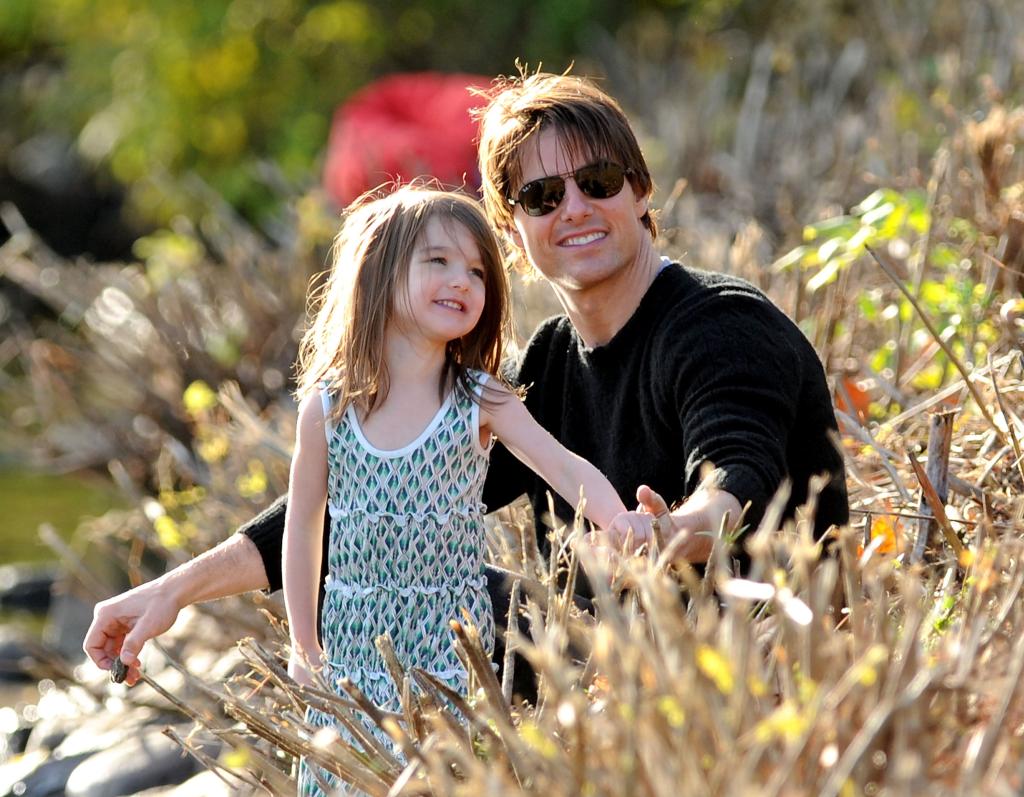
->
[296,184,511,419]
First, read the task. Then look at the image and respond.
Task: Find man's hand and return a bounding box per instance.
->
[635,484,743,564]
[84,581,181,687]
[83,533,270,685]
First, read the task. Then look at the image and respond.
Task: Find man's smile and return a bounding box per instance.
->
[559,231,607,247]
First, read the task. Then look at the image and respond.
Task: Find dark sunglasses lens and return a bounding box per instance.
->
[516,162,628,216]
[577,162,626,199]
[520,177,565,217]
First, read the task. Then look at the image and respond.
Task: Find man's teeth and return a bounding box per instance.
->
[563,232,604,246]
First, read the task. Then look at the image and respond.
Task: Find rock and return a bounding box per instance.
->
[63,725,218,797]
[133,769,239,797]
[0,724,30,762]
[54,709,166,758]
[42,581,95,663]
[0,628,37,683]
[0,565,57,614]
[0,749,47,795]
[1,749,94,797]
[23,714,69,755]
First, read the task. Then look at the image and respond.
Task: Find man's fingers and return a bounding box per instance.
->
[636,484,671,518]
[84,613,129,670]
[119,624,152,669]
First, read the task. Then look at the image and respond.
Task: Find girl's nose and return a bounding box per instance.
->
[449,268,470,289]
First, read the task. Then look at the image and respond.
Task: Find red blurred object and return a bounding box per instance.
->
[835,376,871,424]
[323,72,491,207]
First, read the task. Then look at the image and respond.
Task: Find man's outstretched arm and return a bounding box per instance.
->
[83,532,269,686]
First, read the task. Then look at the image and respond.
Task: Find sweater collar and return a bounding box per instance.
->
[573,258,679,359]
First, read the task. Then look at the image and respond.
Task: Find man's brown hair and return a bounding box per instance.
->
[477,70,656,243]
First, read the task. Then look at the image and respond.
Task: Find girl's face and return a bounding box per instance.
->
[395,216,487,347]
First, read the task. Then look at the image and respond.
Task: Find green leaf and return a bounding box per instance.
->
[772,245,809,272]
[930,243,961,269]
[857,293,879,321]
[860,202,896,227]
[803,216,857,242]
[852,189,888,215]
[806,257,842,293]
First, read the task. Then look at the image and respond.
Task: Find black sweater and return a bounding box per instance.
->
[240,263,848,591]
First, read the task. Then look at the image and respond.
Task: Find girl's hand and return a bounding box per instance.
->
[579,510,657,588]
[288,647,324,689]
[597,510,659,555]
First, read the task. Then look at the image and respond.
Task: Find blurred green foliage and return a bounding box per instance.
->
[0,467,123,562]
[0,0,752,226]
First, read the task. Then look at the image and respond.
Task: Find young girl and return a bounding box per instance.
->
[283,185,651,795]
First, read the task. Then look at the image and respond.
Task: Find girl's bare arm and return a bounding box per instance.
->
[282,394,329,677]
[481,381,643,532]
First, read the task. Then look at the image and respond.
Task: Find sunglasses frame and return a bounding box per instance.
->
[507,160,634,217]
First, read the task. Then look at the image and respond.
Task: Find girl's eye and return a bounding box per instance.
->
[470,268,485,279]
[430,256,447,265]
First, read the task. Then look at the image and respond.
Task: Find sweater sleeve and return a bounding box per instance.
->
[482,441,531,511]
[237,494,287,592]
[237,494,332,594]
[669,297,803,529]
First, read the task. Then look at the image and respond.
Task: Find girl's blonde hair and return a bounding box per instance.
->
[296,184,511,418]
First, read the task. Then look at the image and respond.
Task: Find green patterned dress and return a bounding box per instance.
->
[299,372,495,796]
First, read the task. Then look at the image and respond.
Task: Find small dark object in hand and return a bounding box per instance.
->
[110,656,128,684]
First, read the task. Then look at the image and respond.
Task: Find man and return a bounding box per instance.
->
[85,71,848,688]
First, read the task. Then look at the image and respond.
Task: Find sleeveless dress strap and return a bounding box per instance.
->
[467,369,495,457]
[318,383,334,445]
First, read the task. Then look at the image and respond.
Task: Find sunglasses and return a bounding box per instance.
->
[508,160,633,217]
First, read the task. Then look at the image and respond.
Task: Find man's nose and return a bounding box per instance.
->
[558,179,593,220]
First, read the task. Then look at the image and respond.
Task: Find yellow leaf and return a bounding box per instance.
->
[236,460,268,498]
[220,746,250,768]
[197,433,229,463]
[183,380,218,415]
[747,675,769,697]
[656,696,686,728]
[154,515,185,549]
[753,700,808,743]
[696,645,735,694]
[520,722,558,759]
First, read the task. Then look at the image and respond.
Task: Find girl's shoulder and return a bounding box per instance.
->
[462,368,515,401]
[465,367,493,388]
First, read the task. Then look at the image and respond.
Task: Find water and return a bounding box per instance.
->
[0,467,123,566]
[0,468,123,710]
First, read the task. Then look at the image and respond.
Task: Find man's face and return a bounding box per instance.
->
[507,128,649,295]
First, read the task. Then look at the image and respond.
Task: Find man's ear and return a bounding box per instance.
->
[635,193,649,220]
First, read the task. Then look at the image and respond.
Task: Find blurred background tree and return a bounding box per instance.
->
[0,0,771,241]
[1,0,1021,534]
